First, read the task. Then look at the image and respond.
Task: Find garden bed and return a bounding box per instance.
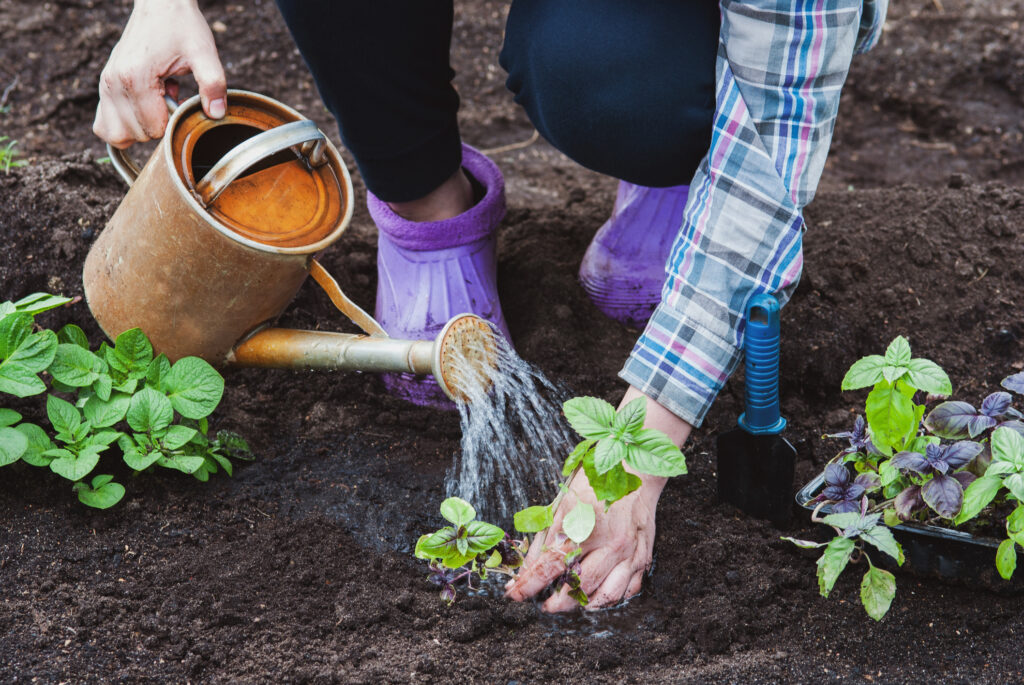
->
[2,0,1024,682]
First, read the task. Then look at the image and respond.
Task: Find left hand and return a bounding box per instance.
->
[505,385,692,612]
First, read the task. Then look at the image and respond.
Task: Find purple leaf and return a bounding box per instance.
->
[823,463,851,487]
[921,474,964,519]
[890,451,929,474]
[832,500,860,514]
[966,414,998,438]
[981,392,1013,418]
[924,401,978,439]
[952,471,977,490]
[854,472,882,491]
[1002,371,1024,395]
[822,485,846,501]
[942,441,984,470]
[845,483,867,501]
[894,485,924,521]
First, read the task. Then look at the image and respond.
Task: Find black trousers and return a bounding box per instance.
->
[275,0,719,202]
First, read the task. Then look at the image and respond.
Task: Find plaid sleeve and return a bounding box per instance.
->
[620,0,886,427]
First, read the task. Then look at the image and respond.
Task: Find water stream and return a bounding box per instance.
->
[445,334,573,524]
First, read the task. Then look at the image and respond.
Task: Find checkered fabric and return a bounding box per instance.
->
[620,0,888,426]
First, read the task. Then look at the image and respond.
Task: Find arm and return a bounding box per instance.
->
[509,0,885,611]
[93,0,227,148]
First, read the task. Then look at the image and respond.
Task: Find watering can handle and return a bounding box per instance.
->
[194,120,327,207]
[106,94,180,186]
[309,259,389,338]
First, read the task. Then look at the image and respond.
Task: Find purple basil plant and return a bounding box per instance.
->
[925,391,1024,440]
[826,415,879,457]
[816,463,880,514]
[890,441,982,519]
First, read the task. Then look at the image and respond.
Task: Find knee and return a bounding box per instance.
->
[500,0,718,186]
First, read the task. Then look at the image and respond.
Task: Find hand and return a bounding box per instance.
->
[505,386,693,611]
[93,0,227,148]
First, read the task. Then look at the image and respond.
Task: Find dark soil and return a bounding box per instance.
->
[2,0,1024,682]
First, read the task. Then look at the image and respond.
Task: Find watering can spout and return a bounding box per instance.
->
[226,314,500,403]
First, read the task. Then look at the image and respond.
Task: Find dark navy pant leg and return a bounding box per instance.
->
[274,0,462,202]
[500,0,719,187]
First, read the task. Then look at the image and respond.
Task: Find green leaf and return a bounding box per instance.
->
[822,511,867,532]
[562,501,596,544]
[884,336,912,367]
[1007,505,1024,536]
[514,505,553,533]
[0,426,28,466]
[440,497,476,526]
[162,425,198,450]
[163,357,224,419]
[49,449,100,481]
[991,426,1024,470]
[210,451,233,476]
[46,394,80,435]
[611,397,646,435]
[145,354,172,389]
[563,396,615,439]
[156,454,206,474]
[123,444,161,471]
[841,355,886,391]
[563,438,595,476]
[0,329,57,397]
[83,393,131,428]
[905,358,952,395]
[74,475,125,509]
[0,312,32,359]
[883,508,902,528]
[592,437,627,475]
[997,538,1018,580]
[108,328,154,378]
[17,423,55,467]
[57,324,90,349]
[954,475,1002,525]
[582,455,641,506]
[882,365,907,384]
[866,381,915,450]
[1005,473,1024,502]
[860,561,896,621]
[414,534,434,560]
[859,525,904,565]
[419,527,476,569]
[92,374,113,402]
[126,387,174,433]
[879,459,901,487]
[0,408,21,427]
[624,429,687,477]
[48,344,102,387]
[462,520,504,555]
[485,550,502,568]
[13,292,71,315]
[817,536,855,598]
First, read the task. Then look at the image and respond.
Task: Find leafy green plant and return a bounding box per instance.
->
[790,336,1024,620]
[415,396,686,605]
[0,293,251,508]
[0,136,27,174]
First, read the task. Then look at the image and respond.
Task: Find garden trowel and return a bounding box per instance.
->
[716,294,796,525]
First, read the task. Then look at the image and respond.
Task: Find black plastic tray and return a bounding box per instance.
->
[797,472,1022,589]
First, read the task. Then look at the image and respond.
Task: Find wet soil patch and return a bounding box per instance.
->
[2,0,1024,682]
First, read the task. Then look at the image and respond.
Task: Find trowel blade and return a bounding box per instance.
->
[716,427,797,525]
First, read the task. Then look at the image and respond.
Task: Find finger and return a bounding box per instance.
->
[189,45,227,119]
[505,537,573,601]
[584,560,633,609]
[93,100,134,149]
[127,86,170,140]
[542,583,577,613]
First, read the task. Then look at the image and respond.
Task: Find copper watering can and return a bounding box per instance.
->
[83,90,497,402]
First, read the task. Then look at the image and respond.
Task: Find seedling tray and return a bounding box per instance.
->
[796,472,1024,590]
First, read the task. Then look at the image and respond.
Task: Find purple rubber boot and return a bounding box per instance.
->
[370,143,510,408]
[579,182,690,328]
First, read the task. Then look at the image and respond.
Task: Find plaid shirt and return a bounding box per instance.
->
[620,0,888,427]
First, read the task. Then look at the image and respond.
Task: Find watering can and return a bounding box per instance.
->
[716,294,796,525]
[83,90,497,402]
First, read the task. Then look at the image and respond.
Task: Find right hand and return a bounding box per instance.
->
[93,0,227,149]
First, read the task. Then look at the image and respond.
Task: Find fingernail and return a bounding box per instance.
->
[209,98,226,118]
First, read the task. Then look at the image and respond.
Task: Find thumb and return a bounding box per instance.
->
[190,48,227,119]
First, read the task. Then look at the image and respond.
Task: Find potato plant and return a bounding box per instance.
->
[415,395,687,605]
[788,336,1024,620]
[0,292,251,508]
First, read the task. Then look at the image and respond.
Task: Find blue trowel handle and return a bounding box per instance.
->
[738,294,787,435]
